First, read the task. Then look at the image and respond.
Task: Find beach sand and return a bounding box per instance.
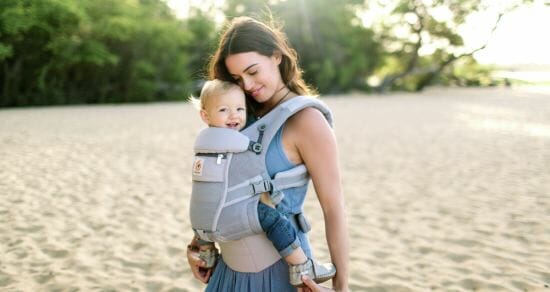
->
[1,87,549,291]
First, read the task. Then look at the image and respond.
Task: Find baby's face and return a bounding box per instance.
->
[202,87,247,130]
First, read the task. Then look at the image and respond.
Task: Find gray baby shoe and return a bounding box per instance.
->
[199,248,219,268]
[270,190,285,205]
[289,258,336,287]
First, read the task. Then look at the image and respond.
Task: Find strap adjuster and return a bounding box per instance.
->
[252,180,272,194]
[248,124,266,155]
[251,142,263,153]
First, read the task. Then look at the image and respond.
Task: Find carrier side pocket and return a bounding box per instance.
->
[190,152,230,240]
[192,153,227,182]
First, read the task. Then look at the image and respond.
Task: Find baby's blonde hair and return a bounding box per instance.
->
[191,79,242,110]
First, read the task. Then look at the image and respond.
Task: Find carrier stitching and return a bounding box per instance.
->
[223,193,258,208]
[210,153,232,233]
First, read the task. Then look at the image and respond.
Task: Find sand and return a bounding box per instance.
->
[0,87,549,291]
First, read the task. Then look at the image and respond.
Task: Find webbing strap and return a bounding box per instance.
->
[271,164,309,191]
[225,164,309,205]
[194,229,214,242]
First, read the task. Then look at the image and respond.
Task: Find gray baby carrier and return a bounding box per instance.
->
[190,96,333,243]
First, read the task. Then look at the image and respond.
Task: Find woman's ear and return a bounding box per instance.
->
[272,51,282,65]
[200,109,210,124]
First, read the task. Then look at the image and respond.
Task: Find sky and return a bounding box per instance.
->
[464,2,550,66]
[167,0,550,66]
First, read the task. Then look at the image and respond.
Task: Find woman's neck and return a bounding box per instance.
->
[258,86,294,117]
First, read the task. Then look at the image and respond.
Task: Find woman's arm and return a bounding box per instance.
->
[287,107,349,291]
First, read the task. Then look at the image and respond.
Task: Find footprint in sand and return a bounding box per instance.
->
[33,272,55,284]
[166,246,183,256]
[41,247,69,259]
[0,271,15,287]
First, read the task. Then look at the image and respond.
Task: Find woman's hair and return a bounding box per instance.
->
[191,79,242,110]
[208,16,314,98]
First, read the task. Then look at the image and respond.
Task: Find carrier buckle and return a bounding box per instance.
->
[194,229,212,242]
[250,142,263,154]
[248,124,266,155]
[252,180,272,194]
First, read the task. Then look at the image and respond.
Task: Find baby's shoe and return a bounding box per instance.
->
[289,258,336,287]
[199,248,219,268]
[270,190,285,205]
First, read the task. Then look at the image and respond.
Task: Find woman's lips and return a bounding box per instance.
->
[249,86,263,97]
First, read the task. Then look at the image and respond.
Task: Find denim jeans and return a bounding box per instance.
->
[257,202,301,257]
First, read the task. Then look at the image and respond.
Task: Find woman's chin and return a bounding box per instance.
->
[252,95,270,104]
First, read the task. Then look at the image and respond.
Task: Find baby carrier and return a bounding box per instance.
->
[189,96,333,243]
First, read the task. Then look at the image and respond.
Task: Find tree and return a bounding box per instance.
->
[0,0,200,107]
[368,0,533,92]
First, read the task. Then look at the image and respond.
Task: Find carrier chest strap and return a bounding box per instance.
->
[225,165,309,202]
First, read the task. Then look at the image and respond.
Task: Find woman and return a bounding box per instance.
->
[186,16,349,292]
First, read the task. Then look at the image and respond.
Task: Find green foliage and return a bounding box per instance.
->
[0,0,217,107]
[371,0,531,92]
[0,0,532,106]
[444,57,495,87]
[224,0,382,93]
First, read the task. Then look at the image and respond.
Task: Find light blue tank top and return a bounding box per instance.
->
[266,127,312,256]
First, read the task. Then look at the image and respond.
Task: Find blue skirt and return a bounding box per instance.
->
[205,256,295,292]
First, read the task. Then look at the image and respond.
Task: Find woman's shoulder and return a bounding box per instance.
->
[286,101,332,140]
[287,96,329,126]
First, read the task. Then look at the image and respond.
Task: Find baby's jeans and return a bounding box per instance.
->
[257,202,301,257]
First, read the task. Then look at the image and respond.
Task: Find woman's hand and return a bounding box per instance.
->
[186,239,214,283]
[297,276,335,292]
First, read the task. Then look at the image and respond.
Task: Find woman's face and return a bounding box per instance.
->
[225,51,283,104]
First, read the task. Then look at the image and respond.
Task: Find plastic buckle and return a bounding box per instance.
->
[295,213,311,233]
[252,180,272,194]
[252,142,263,153]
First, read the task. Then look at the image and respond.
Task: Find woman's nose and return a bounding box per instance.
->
[241,77,253,91]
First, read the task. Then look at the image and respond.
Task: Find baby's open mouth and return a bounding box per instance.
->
[226,122,240,129]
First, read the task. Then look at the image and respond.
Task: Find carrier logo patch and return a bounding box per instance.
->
[193,158,204,176]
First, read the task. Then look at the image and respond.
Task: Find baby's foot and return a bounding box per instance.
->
[288,258,336,287]
[270,191,284,205]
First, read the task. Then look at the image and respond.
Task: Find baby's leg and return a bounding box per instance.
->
[257,199,336,287]
[257,201,307,265]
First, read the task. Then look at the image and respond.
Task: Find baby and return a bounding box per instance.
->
[191,79,336,287]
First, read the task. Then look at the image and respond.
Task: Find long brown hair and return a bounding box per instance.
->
[208,16,314,100]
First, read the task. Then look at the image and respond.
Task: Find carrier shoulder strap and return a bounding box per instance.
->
[243,96,334,158]
[233,96,333,197]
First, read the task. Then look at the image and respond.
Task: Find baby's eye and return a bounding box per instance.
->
[237,107,246,112]
[218,108,227,112]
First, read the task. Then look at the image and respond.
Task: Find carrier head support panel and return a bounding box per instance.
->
[190,96,334,243]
